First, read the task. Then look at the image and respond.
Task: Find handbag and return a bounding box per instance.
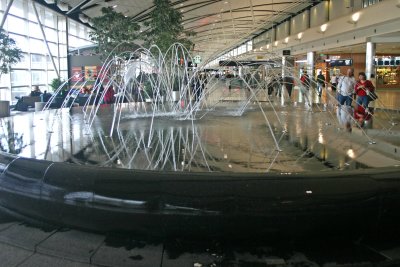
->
[367,90,378,101]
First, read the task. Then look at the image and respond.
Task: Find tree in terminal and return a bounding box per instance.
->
[89,7,141,59]
[0,30,23,78]
[144,0,195,53]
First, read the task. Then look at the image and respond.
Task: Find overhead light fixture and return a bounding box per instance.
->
[284,37,289,44]
[44,0,55,3]
[295,32,303,40]
[348,12,360,24]
[57,1,69,11]
[273,41,278,47]
[318,24,327,33]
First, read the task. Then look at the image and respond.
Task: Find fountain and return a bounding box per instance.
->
[0,44,399,238]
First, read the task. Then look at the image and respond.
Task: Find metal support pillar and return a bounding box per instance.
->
[307,51,315,80]
[0,0,14,30]
[366,41,376,80]
[31,0,60,78]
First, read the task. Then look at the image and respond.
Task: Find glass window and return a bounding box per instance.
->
[47,71,57,84]
[11,70,29,86]
[29,38,46,54]
[31,54,46,69]
[0,74,10,87]
[7,16,27,35]
[60,58,68,70]
[48,42,59,57]
[9,34,28,52]
[59,44,67,57]
[32,70,46,84]
[9,0,24,17]
[27,1,36,21]
[69,21,77,35]
[13,53,29,69]
[47,56,57,70]
[44,27,57,42]
[29,22,42,38]
[60,71,68,81]
[44,10,55,27]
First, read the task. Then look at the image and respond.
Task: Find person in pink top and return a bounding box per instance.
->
[354,72,375,111]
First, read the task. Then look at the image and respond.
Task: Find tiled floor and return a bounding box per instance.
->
[1,210,400,267]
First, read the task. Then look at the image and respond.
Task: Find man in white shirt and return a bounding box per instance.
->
[337,68,356,106]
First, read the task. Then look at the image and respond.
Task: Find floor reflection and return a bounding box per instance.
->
[1,96,399,173]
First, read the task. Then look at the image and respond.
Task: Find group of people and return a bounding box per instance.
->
[299,70,326,98]
[336,68,376,129]
[297,68,377,129]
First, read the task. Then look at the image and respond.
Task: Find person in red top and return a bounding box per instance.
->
[354,72,375,111]
[103,85,115,104]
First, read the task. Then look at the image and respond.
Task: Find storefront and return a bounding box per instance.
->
[375,57,400,89]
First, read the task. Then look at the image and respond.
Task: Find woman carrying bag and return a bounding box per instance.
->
[355,72,376,112]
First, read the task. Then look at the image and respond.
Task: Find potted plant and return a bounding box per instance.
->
[49,77,68,95]
[49,77,68,108]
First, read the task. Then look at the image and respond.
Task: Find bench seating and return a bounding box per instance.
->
[21,96,41,107]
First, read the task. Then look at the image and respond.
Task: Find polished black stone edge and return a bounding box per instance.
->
[1,152,400,238]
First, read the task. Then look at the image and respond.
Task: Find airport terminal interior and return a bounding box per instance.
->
[0,0,400,266]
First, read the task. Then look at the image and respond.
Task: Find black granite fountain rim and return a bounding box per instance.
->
[1,152,400,181]
[1,151,400,238]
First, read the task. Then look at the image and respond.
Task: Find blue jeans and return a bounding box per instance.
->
[356,95,369,108]
[338,93,353,106]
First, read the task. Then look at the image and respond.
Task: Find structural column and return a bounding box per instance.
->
[306,51,315,81]
[365,41,376,79]
[281,55,294,104]
[282,56,294,77]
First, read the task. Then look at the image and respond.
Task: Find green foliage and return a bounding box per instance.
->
[0,30,23,76]
[89,7,141,59]
[49,77,67,93]
[144,0,194,53]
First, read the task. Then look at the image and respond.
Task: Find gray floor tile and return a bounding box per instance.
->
[18,253,94,267]
[92,238,163,267]
[0,223,56,251]
[0,243,33,267]
[162,252,219,267]
[36,229,104,264]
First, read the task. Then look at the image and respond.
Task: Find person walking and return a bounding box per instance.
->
[337,69,356,106]
[355,71,375,112]
[283,76,294,98]
[316,71,325,97]
[300,70,311,107]
[330,73,338,92]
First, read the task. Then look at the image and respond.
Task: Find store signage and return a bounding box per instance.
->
[282,50,291,56]
[187,61,197,68]
[219,60,278,67]
[329,59,353,67]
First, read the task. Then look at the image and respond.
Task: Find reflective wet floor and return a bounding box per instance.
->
[2,86,400,173]
[1,209,400,267]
